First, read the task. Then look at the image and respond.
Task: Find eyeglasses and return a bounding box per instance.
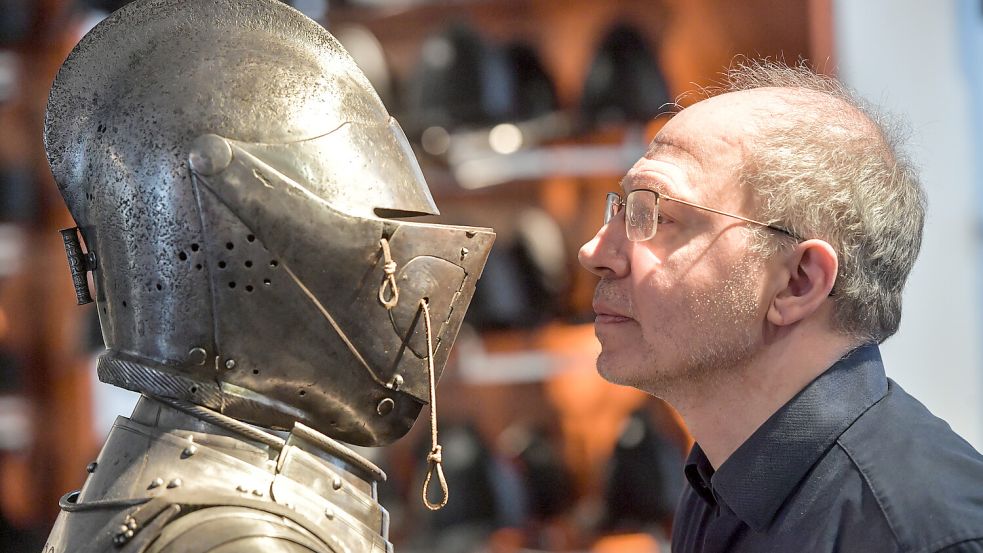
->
[604,189,801,242]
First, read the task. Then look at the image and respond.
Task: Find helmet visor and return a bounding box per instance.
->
[230,117,439,219]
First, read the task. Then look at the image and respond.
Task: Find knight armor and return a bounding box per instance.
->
[41,0,494,550]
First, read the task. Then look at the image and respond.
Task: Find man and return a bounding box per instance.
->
[579,60,983,552]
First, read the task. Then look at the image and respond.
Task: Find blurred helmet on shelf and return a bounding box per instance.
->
[580,24,670,129]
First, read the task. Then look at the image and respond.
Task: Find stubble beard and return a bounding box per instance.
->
[598,256,764,399]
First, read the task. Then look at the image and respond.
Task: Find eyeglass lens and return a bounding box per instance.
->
[603,191,660,242]
[604,192,620,225]
[626,190,658,242]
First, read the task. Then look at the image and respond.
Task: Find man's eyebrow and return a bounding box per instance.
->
[619,173,671,196]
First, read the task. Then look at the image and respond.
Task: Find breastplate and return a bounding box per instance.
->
[42,395,391,553]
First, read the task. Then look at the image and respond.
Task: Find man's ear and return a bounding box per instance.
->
[767,239,838,327]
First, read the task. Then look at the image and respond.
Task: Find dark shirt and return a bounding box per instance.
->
[673,345,983,553]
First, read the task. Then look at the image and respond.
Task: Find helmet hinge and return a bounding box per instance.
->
[60,227,96,305]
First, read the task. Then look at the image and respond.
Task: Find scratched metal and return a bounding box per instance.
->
[45,0,495,447]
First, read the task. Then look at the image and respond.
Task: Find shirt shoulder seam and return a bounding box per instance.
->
[921,534,983,553]
[834,438,906,549]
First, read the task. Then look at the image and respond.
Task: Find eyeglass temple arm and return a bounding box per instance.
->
[662,196,801,240]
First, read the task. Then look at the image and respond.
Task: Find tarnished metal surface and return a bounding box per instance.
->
[187,132,493,444]
[44,396,390,553]
[44,0,494,446]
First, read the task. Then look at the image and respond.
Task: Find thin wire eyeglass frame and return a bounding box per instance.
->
[603,190,802,242]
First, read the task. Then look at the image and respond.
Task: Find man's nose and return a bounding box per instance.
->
[578,218,629,278]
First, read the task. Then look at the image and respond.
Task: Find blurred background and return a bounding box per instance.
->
[1,0,982,551]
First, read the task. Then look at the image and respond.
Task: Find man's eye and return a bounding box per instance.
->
[657,213,670,224]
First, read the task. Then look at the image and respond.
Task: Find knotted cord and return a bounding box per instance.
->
[378,238,399,309]
[374,239,448,510]
[419,298,448,510]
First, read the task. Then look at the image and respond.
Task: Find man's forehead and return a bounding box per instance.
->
[660,88,787,135]
[642,92,776,168]
[624,91,779,202]
[644,134,703,163]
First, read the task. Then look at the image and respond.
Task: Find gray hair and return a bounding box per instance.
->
[720,60,925,344]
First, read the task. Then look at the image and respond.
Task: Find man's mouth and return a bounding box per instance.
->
[593,302,633,324]
[596,313,633,324]
[592,280,633,325]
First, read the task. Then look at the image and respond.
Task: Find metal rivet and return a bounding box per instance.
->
[460,247,469,259]
[181,445,198,458]
[148,478,164,489]
[188,134,233,176]
[128,519,138,530]
[331,476,343,491]
[376,398,395,416]
[188,347,207,365]
[224,359,236,370]
[117,525,129,534]
[324,507,335,520]
[236,485,247,492]
[167,478,182,489]
[390,375,404,390]
[466,230,476,238]
[252,489,264,497]
[85,461,98,473]
[124,529,134,539]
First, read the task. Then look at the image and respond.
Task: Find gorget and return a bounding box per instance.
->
[43,395,390,553]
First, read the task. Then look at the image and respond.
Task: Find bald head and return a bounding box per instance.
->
[693,60,924,343]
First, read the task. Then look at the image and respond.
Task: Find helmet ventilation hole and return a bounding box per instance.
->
[218,261,226,269]
[228,282,236,289]
[226,242,234,250]
[263,279,271,287]
[245,285,254,292]
[269,260,279,268]
[244,260,253,268]
[191,243,200,252]
[178,251,187,261]
[247,234,255,242]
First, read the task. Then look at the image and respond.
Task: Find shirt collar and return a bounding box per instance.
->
[683,344,888,531]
